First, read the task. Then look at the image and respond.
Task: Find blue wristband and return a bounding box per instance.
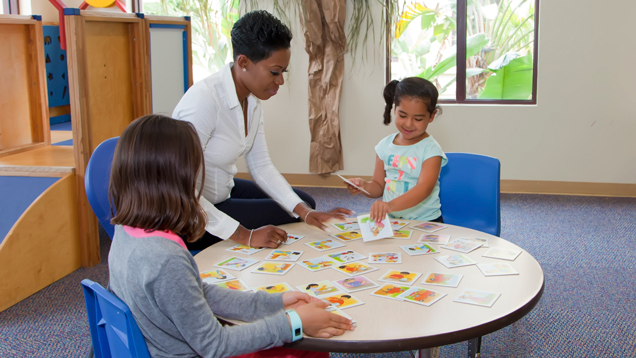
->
[286,309,303,342]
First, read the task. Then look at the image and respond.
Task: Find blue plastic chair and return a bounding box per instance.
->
[439,152,501,236]
[81,279,151,358]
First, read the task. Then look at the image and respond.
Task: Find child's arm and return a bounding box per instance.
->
[370,156,442,222]
[347,155,386,198]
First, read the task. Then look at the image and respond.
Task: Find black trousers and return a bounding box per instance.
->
[186,178,316,251]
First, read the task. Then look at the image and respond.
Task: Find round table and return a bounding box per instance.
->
[194,221,544,354]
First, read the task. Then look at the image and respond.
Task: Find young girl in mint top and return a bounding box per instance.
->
[346,77,447,223]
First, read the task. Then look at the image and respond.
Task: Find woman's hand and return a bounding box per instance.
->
[282,291,322,310]
[370,200,392,223]
[249,225,288,248]
[304,208,354,232]
[294,301,355,338]
[345,178,366,195]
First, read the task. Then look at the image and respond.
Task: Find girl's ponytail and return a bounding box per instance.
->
[383,80,399,125]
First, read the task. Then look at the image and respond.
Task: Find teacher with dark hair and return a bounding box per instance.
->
[173,10,352,251]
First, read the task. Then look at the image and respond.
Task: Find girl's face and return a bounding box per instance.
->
[240,48,291,100]
[393,96,436,145]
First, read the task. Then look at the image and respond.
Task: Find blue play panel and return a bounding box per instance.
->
[50,122,72,131]
[53,139,73,146]
[0,176,60,244]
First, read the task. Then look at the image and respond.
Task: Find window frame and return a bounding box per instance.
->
[386,0,540,105]
[3,0,19,14]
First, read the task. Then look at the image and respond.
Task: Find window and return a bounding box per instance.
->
[388,0,539,103]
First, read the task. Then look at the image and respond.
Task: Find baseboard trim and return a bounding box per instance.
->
[235,173,636,198]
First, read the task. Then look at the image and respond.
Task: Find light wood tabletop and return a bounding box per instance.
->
[194,220,544,353]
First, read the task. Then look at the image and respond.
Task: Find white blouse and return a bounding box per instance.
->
[173,63,302,240]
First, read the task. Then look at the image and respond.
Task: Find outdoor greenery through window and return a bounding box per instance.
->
[389,0,538,103]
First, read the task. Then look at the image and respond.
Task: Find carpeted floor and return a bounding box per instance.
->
[1,190,635,358]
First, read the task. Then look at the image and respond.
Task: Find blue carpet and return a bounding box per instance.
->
[50,121,72,131]
[52,139,73,146]
[0,191,635,357]
[0,176,59,244]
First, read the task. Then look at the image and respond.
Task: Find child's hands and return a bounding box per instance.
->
[370,200,392,222]
[282,291,321,310]
[294,301,355,338]
[345,178,366,195]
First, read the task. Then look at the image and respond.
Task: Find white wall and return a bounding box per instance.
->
[249,0,636,185]
[30,0,133,23]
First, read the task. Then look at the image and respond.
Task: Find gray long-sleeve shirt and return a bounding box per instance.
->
[108,225,292,358]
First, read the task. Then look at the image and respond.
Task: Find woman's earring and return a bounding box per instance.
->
[242,68,246,72]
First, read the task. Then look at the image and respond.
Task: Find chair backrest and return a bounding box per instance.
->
[81,279,151,358]
[85,137,119,239]
[439,153,501,236]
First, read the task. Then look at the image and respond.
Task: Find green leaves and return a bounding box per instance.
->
[479,53,533,100]
[417,33,489,81]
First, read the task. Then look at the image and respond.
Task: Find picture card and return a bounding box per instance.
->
[434,254,477,268]
[390,229,413,240]
[335,174,371,195]
[215,279,251,291]
[454,289,501,308]
[333,275,379,293]
[251,261,295,275]
[358,214,394,242]
[482,247,522,261]
[253,282,295,293]
[322,292,365,310]
[455,237,489,248]
[297,256,337,272]
[305,238,346,252]
[421,272,463,288]
[331,220,360,232]
[368,252,402,264]
[370,283,412,300]
[400,243,439,256]
[389,220,410,231]
[265,250,304,262]
[397,287,446,306]
[214,256,259,271]
[418,234,451,245]
[331,230,363,242]
[332,261,378,276]
[327,250,365,263]
[476,263,519,276]
[282,234,305,245]
[410,222,448,233]
[295,280,340,297]
[226,244,265,255]
[200,269,235,284]
[441,238,482,254]
[378,270,422,286]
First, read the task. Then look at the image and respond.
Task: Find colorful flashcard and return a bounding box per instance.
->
[390,229,413,240]
[295,280,340,297]
[333,275,379,293]
[322,292,365,310]
[455,237,489,248]
[410,222,448,233]
[253,282,295,293]
[332,261,378,276]
[225,244,265,255]
[305,238,346,252]
[368,252,402,264]
[397,287,447,306]
[400,243,439,256]
[215,279,251,291]
[417,234,451,245]
[282,234,305,245]
[454,289,501,307]
[421,272,463,288]
[476,263,519,276]
[441,238,483,253]
[200,269,235,284]
[297,256,337,272]
[331,220,360,232]
[214,256,259,271]
[265,250,304,262]
[327,250,365,263]
[370,283,412,300]
[389,220,410,231]
[251,261,295,275]
[331,230,363,242]
[335,174,371,195]
[377,270,422,286]
[434,254,477,268]
[482,247,522,261]
[358,214,394,242]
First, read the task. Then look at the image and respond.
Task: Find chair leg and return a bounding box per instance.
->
[417,347,439,358]
[467,336,481,358]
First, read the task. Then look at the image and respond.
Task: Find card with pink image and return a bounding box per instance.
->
[410,222,448,233]
[418,234,451,245]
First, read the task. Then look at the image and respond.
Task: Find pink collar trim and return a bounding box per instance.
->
[123,226,187,250]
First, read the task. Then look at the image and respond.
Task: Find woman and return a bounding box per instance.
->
[173,10,352,251]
